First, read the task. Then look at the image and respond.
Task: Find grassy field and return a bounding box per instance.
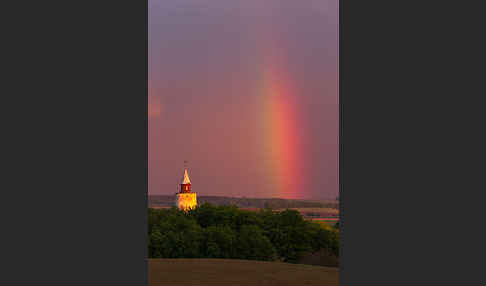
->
[149,259,338,286]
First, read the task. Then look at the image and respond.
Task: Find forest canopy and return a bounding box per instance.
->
[148,203,339,266]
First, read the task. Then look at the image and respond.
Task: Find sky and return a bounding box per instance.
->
[149,0,338,200]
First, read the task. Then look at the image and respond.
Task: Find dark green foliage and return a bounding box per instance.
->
[263,210,316,262]
[334,221,339,229]
[235,225,277,261]
[148,209,202,258]
[201,226,236,258]
[148,204,339,265]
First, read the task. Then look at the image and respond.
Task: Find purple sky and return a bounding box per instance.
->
[149,0,338,200]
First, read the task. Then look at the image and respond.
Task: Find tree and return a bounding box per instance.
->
[148,226,163,258]
[202,226,236,258]
[147,204,339,263]
[236,225,276,261]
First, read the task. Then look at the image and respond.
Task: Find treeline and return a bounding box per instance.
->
[149,195,334,209]
[148,203,339,266]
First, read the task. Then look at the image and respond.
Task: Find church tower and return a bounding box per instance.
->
[175,165,197,211]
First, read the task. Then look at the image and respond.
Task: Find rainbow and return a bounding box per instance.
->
[249,8,307,199]
[260,63,304,199]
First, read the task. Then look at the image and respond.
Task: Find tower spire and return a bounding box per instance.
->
[181,160,191,185]
[181,168,191,185]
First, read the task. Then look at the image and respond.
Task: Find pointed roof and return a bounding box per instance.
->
[181,168,191,184]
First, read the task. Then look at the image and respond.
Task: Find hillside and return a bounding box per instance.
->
[148,259,339,286]
[149,195,338,209]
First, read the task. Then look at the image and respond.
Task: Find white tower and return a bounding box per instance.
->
[175,165,197,211]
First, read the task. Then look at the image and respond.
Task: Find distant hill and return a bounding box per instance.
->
[149,259,338,286]
[148,195,338,209]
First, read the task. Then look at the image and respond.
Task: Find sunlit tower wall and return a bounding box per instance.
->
[175,168,197,211]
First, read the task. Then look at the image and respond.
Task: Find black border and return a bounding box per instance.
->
[3,1,148,285]
[338,0,483,285]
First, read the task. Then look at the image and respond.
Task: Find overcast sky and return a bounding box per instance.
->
[149,0,338,200]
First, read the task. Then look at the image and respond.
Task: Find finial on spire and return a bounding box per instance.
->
[184,160,188,169]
